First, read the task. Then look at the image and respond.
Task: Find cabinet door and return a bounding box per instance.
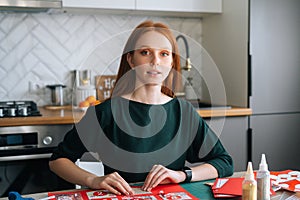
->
[251,113,300,171]
[205,117,247,171]
[250,0,300,113]
[136,0,222,13]
[63,0,135,9]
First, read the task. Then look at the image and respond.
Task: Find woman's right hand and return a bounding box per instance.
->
[50,159,134,196]
[88,172,135,196]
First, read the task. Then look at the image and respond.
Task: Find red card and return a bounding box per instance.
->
[48,184,198,200]
[212,177,243,196]
[270,170,300,192]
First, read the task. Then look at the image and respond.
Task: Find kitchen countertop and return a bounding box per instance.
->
[0,106,252,127]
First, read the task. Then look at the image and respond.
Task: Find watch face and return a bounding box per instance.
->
[185,169,192,176]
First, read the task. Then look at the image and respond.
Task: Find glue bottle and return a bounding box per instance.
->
[242,162,257,200]
[257,154,270,200]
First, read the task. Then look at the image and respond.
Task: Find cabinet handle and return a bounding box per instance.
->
[247,128,253,163]
[248,53,252,98]
[0,153,51,161]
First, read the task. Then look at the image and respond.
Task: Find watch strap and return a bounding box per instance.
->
[182,166,192,183]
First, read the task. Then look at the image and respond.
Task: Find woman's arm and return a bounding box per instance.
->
[49,158,134,195]
[190,163,218,181]
[141,163,218,191]
[49,158,97,188]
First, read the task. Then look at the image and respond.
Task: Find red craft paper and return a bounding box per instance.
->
[210,170,299,198]
[48,184,198,200]
[270,170,300,192]
[212,177,243,197]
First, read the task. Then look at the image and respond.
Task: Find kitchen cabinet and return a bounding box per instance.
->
[250,113,300,171]
[62,0,222,16]
[249,0,300,114]
[136,0,222,13]
[0,124,75,197]
[62,0,135,10]
[202,0,300,171]
[249,0,300,171]
[0,158,73,197]
[205,117,247,172]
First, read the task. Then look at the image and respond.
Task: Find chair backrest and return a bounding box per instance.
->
[75,152,104,189]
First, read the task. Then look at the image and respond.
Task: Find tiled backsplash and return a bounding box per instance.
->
[0,12,202,105]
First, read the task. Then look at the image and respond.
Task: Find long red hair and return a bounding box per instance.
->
[112,20,181,98]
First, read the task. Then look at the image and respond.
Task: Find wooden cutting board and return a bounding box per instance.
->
[95,75,117,101]
[44,105,72,110]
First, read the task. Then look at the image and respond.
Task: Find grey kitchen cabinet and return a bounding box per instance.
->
[250,113,300,171]
[204,116,248,172]
[249,0,300,114]
[202,0,300,171]
[249,0,300,171]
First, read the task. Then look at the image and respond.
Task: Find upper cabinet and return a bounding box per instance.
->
[136,0,222,13]
[63,0,135,10]
[62,0,222,17]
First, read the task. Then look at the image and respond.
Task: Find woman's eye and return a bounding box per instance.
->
[161,51,171,57]
[161,52,169,57]
[140,50,150,56]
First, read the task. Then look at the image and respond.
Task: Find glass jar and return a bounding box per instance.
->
[76,85,96,106]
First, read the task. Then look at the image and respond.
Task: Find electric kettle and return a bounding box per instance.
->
[46,84,66,106]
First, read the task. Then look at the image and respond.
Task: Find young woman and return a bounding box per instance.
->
[49,20,233,196]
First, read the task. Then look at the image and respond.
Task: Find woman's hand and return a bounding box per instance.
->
[89,172,134,196]
[141,165,186,191]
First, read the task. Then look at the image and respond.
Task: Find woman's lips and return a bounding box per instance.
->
[146,71,161,75]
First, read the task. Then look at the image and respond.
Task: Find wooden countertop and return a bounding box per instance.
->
[197,107,252,118]
[0,106,252,127]
[0,107,83,127]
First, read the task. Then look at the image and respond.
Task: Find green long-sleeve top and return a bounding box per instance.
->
[50,97,233,182]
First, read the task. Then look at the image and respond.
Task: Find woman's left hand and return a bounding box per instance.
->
[141,164,186,191]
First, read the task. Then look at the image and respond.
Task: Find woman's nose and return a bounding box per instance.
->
[150,52,160,67]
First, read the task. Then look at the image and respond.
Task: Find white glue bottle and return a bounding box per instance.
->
[242,162,257,200]
[257,154,270,200]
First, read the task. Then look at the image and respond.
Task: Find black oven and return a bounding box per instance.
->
[0,125,75,197]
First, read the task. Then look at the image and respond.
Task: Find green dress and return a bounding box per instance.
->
[50,97,233,183]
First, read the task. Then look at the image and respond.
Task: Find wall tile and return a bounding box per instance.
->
[0,13,202,105]
[33,14,70,44]
[0,14,26,33]
[0,48,5,62]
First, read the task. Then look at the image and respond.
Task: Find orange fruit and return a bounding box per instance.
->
[79,100,90,108]
[90,100,101,106]
[85,95,97,104]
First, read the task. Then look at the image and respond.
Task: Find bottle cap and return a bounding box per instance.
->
[259,153,269,171]
[245,162,255,181]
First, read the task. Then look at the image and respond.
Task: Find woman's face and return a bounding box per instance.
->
[127,31,173,87]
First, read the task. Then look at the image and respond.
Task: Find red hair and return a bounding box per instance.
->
[112,20,181,97]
